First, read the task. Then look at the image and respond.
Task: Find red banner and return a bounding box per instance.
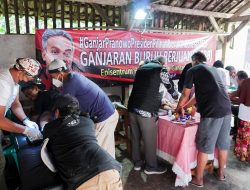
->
[35,29,216,84]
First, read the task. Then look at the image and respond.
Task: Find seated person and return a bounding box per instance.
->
[229,71,248,138]
[42,94,122,190]
[229,70,248,103]
[159,83,177,111]
[225,65,238,88]
[234,78,250,161]
[21,81,59,130]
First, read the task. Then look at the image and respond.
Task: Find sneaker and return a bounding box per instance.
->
[134,166,141,171]
[144,167,167,175]
[133,161,143,171]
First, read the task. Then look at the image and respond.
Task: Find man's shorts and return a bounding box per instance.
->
[196,114,231,154]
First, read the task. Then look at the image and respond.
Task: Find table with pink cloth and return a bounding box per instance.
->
[157,115,218,187]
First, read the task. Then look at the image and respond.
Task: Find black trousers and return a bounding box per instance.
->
[231,104,239,135]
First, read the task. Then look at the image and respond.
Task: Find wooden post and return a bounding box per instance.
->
[34,0,39,29]
[24,0,29,33]
[77,2,81,28]
[61,0,65,28]
[3,0,10,34]
[69,1,73,28]
[43,0,48,29]
[14,0,20,34]
[85,4,89,30]
[52,0,57,28]
[221,23,228,63]
[92,5,96,30]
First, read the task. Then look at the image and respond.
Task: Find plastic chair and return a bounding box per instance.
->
[3,144,19,172]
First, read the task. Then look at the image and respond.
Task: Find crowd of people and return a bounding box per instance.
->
[0,29,249,190]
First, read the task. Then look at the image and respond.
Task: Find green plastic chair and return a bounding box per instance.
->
[3,144,19,172]
[3,109,19,172]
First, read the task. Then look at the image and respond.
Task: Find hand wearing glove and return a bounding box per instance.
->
[23,117,39,130]
[23,127,43,142]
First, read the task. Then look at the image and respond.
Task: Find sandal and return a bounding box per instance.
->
[214,172,226,181]
[189,180,204,188]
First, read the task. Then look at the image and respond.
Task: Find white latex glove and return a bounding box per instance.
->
[23,118,39,130]
[23,127,43,142]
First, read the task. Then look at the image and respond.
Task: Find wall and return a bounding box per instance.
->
[215,25,250,76]
[224,26,249,74]
[0,35,36,69]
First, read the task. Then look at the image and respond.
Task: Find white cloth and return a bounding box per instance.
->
[0,69,19,115]
[230,76,238,88]
[41,138,57,172]
[216,68,230,87]
[238,104,250,122]
[159,83,175,104]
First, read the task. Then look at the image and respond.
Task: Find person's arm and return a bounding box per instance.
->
[11,93,40,129]
[183,95,196,109]
[175,88,192,115]
[0,105,25,133]
[160,68,179,100]
[229,91,237,98]
[175,69,194,115]
[229,88,240,104]
[11,93,28,122]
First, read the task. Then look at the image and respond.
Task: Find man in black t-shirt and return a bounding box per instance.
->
[177,62,192,93]
[176,52,231,187]
[43,94,122,190]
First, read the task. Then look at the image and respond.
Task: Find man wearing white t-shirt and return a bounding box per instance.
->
[0,58,43,190]
[213,60,230,87]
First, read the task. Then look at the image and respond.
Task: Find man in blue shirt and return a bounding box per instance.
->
[47,59,118,158]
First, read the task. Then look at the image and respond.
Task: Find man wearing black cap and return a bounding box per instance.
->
[42,94,122,190]
[0,58,43,189]
[47,59,118,158]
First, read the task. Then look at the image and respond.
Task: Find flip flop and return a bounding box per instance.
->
[189,181,204,188]
[214,172,226,181]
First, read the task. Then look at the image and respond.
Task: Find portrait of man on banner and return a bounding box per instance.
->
[42,29,87,70]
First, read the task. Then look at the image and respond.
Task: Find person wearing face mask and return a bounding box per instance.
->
[47,59,118,158]
[0,58,43,190]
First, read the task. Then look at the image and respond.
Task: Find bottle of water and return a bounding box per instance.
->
[168,110,172,118]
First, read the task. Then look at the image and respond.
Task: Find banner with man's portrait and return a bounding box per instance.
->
[35,29,216,86]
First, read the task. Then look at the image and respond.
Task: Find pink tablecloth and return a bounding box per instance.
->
[157,116,217,187]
